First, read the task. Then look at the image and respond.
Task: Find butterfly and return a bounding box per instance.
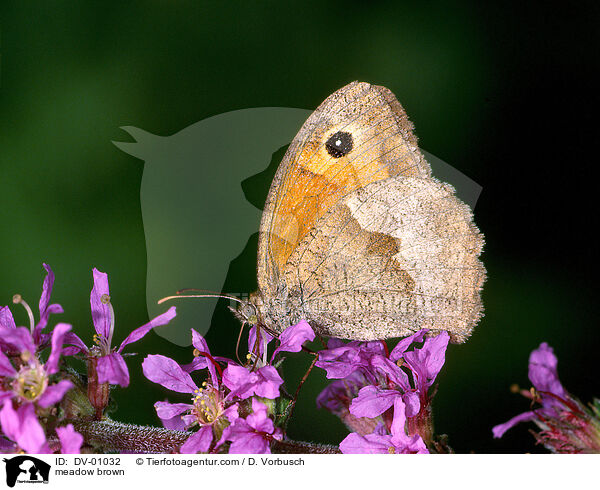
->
[237,81,485,343]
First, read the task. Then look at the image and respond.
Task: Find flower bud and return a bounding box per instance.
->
[87,357,109,419]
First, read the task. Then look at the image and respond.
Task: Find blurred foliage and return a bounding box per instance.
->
[1,1,597,453]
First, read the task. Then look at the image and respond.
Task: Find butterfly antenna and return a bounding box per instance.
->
[175,288,239,299]
[285,353,319,424]
[158,293,244,305]
[249,327,262,370]
[235,321,246,365]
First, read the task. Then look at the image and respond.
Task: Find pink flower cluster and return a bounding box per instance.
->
[142,321,315,454]
[0,265,176,453]
[315,330,451,453]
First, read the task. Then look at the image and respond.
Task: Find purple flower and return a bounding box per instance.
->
[493,342,600,453]
[0,400,49,453]
[247,325,274,360]
[142,323,309,454]
[180,329,229,380]
[142,344,237,454]
[0,264,63,353]
[316,329,449,449]
[65,268,176,387]
[271,320,315,360]
[316,339,386,380]
[493,343,566,438]
[339,398,428,454]
[316,371,379,436]
[222,321,314,400]
[0,323,73,409]
[350,385,405,419]
[222,363,282,400]
[399,331,449,395]
[220,398,282,454]
[0,399,83,454]
[0,323,74,453]
[143,322,314,454]
[56,424,84,454]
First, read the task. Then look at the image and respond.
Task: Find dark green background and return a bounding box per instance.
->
[1,1,598,453]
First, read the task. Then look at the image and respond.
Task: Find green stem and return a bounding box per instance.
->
[271,439,341,454]
[69,419,192,453]
[68,419,341,454]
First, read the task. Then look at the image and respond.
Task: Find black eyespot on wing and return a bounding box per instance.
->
[326,131,353,158]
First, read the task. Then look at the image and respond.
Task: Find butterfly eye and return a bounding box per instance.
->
[325,131,353,158]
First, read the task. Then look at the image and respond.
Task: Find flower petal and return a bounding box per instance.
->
[339,432,390,454]
[0,390,13,404]
[369,355,411,391]
[142,354,197,393]
[389,397,408,439]
[56,424,84,454]
[62,332,89,354]
[226,417,270,454]
[316,341,385,380]
[222,363,257,399]
[33,264,64,341]
[191,328,211,353]
[528,343,566,399]
[90,268,111,338]
[271,320,315,360]
[316,371,370,415]
[97,352,130,387]
[228,431,269,454]
[45,323,72,375]
[0,436,17,453]
[254,366,283,399]
[155,401,192,419]
[248,325,274,358]
[190,328,218,385]
[390,329,428,361]
[37,380,74,408]
[38,263,55,316]
[0,400,49,453]
[180,426,213,454]
[0,306,16,329]
[492,411,536,438]
[180,356,209,373]
[0,326,36,354]
[246,399,277,435]
[402,391,421,418]
[388,398,428,453]
[349,385,399,418]
[33,303,65,344]
[118,306,177,352]
[403,331,449,392]
[0,351,16,377]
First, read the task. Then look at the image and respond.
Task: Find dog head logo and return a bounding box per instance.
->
[3,456,51,487]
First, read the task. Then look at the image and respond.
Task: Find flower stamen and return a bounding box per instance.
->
[12,360,48,402]
[100,294,116,347]
[13,294,35,332]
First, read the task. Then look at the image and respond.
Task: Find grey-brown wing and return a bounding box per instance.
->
[256,81,431,299]
[283,175,485,342]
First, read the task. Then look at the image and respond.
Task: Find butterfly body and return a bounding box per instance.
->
[240,82,485,343]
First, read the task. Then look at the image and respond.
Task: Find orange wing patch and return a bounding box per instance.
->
[264,82,430,274]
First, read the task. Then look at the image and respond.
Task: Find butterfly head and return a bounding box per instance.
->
[231,292,262,327]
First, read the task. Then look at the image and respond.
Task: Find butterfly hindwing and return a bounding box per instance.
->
[283,175,485,342]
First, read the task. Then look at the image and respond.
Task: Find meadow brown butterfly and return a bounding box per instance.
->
[237,81,485,343]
